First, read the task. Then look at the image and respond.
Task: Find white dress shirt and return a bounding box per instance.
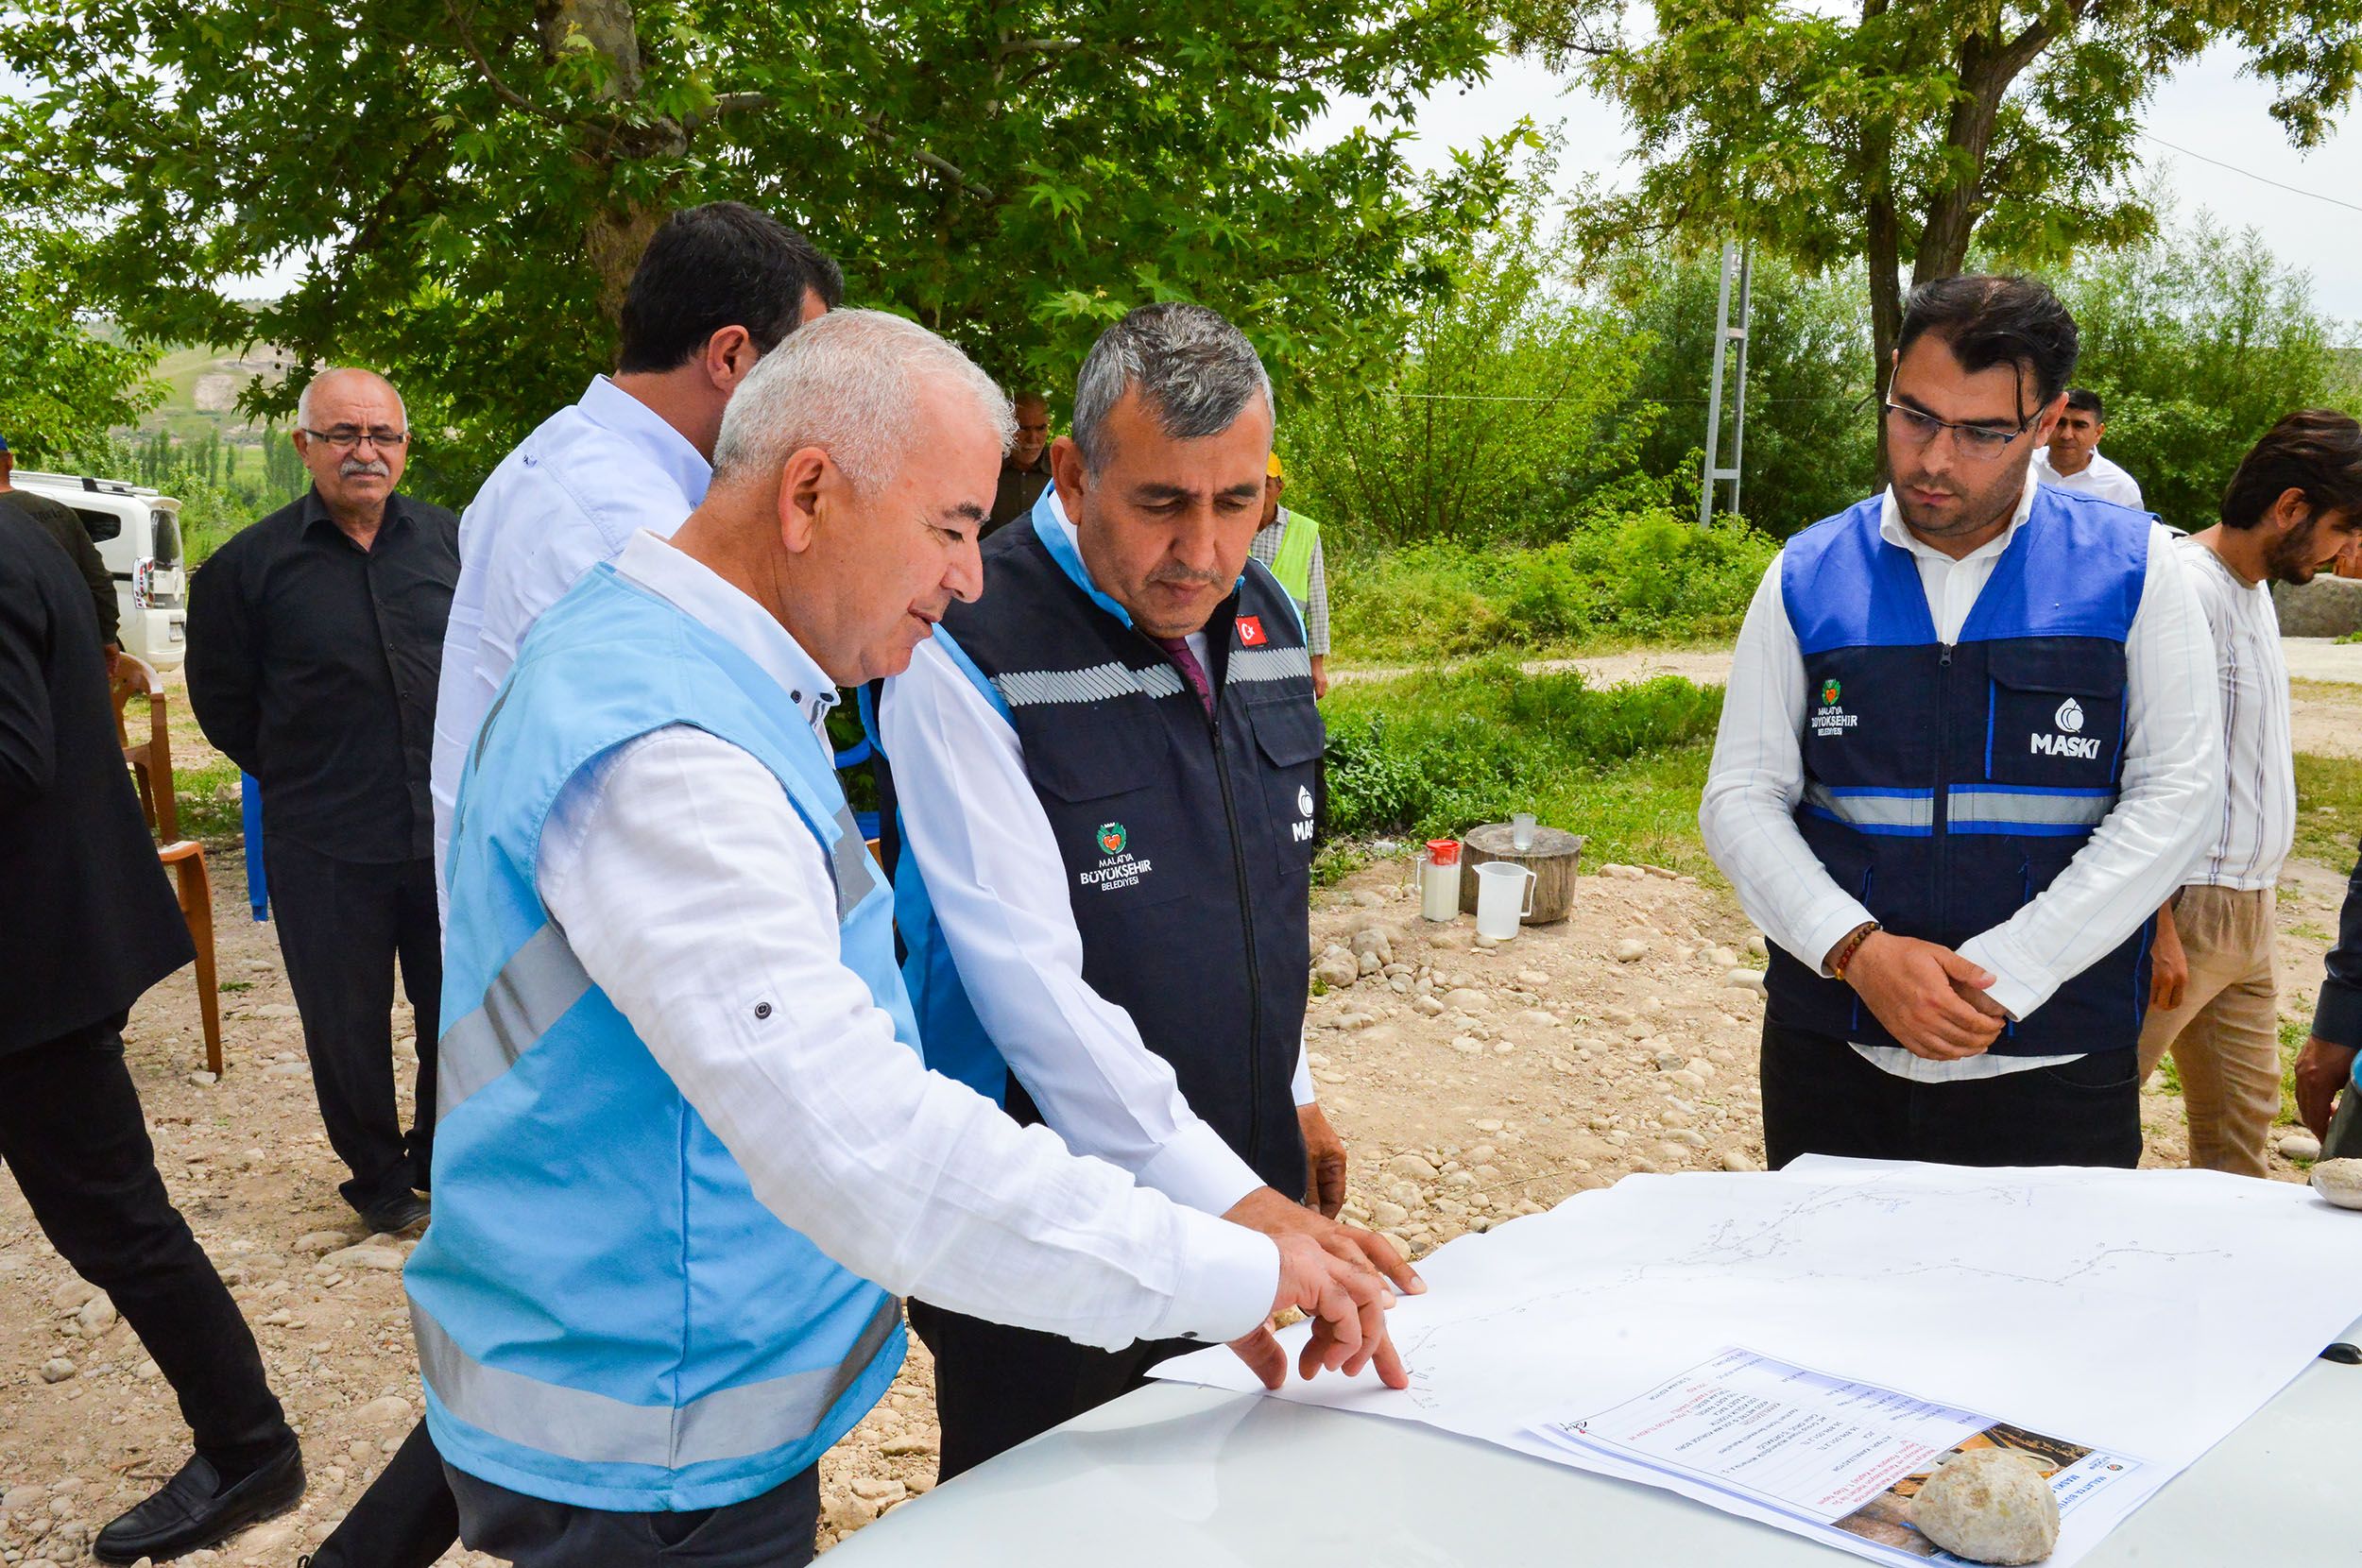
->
[2176,536,2294,891]
[2033,447,2145,510]
[430,376,711,905]
[876,504,1312,1220]
[533,532,1278,1351]
[1701,484,2222,1082]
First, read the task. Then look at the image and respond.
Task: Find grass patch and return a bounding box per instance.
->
[2292,753,2362,871]
[172,758,244,844]
[1322,656,1722,877]
[1330,514,1773,664]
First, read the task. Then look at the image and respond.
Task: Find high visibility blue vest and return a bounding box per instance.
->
[406,565,909,1511]
[864,495,1322,1197]
[1767,487,2155,1055]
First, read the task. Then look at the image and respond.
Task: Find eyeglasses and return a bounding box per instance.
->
[1881,401,2031,463]
[300,426,410,452]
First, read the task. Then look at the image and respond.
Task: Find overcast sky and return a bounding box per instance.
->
[1318,42,2362,324]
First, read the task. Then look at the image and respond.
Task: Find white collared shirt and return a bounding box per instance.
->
[2175,536,2294,891]
[874,502,1311,1221]
[430,376,712,907]
[2033,446,2145,510]
[1701,484,2221,1082]
[529,532,1277,1350]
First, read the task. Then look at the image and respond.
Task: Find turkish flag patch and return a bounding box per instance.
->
[1236,616,1268,646]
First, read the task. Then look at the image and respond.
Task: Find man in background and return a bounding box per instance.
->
[186,367,456,1237]
[984,388,1053,535]
[0,433,119,667]
[2032,387,2144,508]
[1251,452,1331,699]
[1,518,304,1564]
[430,201,840,902]
[2142,412,2362,1174]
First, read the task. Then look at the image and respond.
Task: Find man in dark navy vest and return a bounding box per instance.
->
[1701,276,2222,1169]
[871,302,1416,1479]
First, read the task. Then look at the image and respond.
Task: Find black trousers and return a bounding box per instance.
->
[264,839,440,1215]
[445,1457,819,1568]
[1760,1019,2143,1169]
[2329,1085,2362,1161]
[0,1015,292,1470]
[307,1420,456,1568]
[908,1298,1195,1483]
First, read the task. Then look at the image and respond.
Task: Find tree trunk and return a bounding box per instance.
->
[1457,823,1584,926]
[532,0,682,324]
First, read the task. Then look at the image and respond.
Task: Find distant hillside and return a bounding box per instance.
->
[137,343,295,442]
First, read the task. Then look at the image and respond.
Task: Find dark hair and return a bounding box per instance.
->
[2063,387,2104,420]
[2219,410,2362,530]
[616,203,843,375]
[1895,275,2080,415]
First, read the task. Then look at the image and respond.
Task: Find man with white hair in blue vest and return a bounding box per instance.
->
[406,309,1404,1567]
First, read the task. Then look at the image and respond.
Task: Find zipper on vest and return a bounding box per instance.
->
[1933,643,1953,935]
[1207,702,1267,1163]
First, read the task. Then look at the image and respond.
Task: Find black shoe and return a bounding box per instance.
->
[358,1190,431,1236]
[94,1440,305,1563]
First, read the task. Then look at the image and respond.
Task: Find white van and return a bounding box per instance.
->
[11,469,188,672]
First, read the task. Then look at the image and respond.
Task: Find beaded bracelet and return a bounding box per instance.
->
[1829,922,1879,980]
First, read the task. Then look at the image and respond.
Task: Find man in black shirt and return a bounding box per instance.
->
[984,388,1053,536]
[0,434,120,664]
[187,368,458,1236]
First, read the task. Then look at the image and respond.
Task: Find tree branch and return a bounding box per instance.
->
[852,111,998,202]
[444,0,574,129]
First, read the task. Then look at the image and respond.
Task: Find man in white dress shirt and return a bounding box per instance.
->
[1701,275,2220,1169]
[2141,412,2362,1175]
[428,201,840,908]
[408,311,1404,1567]
[2031,387,2144,509]
[871,301,1409,1478]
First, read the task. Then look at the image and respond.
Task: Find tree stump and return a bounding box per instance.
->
[1458,824,1585,925]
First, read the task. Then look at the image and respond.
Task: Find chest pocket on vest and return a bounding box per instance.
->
[1244,693,1325,886]
[1982,640,2126,788]
[1028,702,1191,911]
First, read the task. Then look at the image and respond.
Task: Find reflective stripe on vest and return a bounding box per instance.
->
[412,1294,900,1469]
[1802,784,1934,836]
[1945,786,2114,835]
[1268,510,1317,603]
[992,659,1185,708]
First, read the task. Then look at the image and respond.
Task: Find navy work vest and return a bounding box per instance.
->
[871,503,1321,1197]
[1767,488,2154,1055]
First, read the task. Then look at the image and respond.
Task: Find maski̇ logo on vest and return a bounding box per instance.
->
[1292,784,1315,843]
[2031,696,2100,758]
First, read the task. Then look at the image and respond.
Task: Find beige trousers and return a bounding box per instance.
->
[2136,886,2283,1177]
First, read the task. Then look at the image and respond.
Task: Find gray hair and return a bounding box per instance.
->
[712,309,1015,490]
[1070,302,1272,474]
[296,367,405,430]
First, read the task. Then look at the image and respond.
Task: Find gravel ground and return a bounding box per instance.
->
[1,829,2334,1565]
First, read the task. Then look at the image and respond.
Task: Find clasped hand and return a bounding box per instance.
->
[1222,1186,1422,1392]
[1836,930,2007,1059]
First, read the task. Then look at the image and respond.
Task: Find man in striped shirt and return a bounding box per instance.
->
[2142,411,2362,1175]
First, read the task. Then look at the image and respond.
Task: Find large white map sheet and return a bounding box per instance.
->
[1153,1158,2362,1563]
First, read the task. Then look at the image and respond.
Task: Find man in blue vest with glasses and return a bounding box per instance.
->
[409,309,1404,1567]
[1702,275,2222,1169]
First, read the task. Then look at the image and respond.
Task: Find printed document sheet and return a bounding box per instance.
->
[1152,1158,2362,1565]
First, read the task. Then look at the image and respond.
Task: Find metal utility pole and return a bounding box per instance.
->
[1698,239,1754,527]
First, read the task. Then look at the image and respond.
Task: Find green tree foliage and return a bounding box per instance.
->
[0,235,159,459]
[1287,149,1660,547]
[2041,211,2357,531]
[1506,0,2362,426]
[1606,251,1876,536]
[1,0,1512,494]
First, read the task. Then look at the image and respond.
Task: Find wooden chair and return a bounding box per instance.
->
[111,656,223,1076]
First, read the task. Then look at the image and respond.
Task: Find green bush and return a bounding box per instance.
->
[1322,657,1724,875]
[1332,509,1774,662]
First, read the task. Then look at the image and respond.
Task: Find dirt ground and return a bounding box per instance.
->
[0,690,2340,1566]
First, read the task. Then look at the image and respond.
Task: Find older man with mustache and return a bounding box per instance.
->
[188,368,458,1236]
